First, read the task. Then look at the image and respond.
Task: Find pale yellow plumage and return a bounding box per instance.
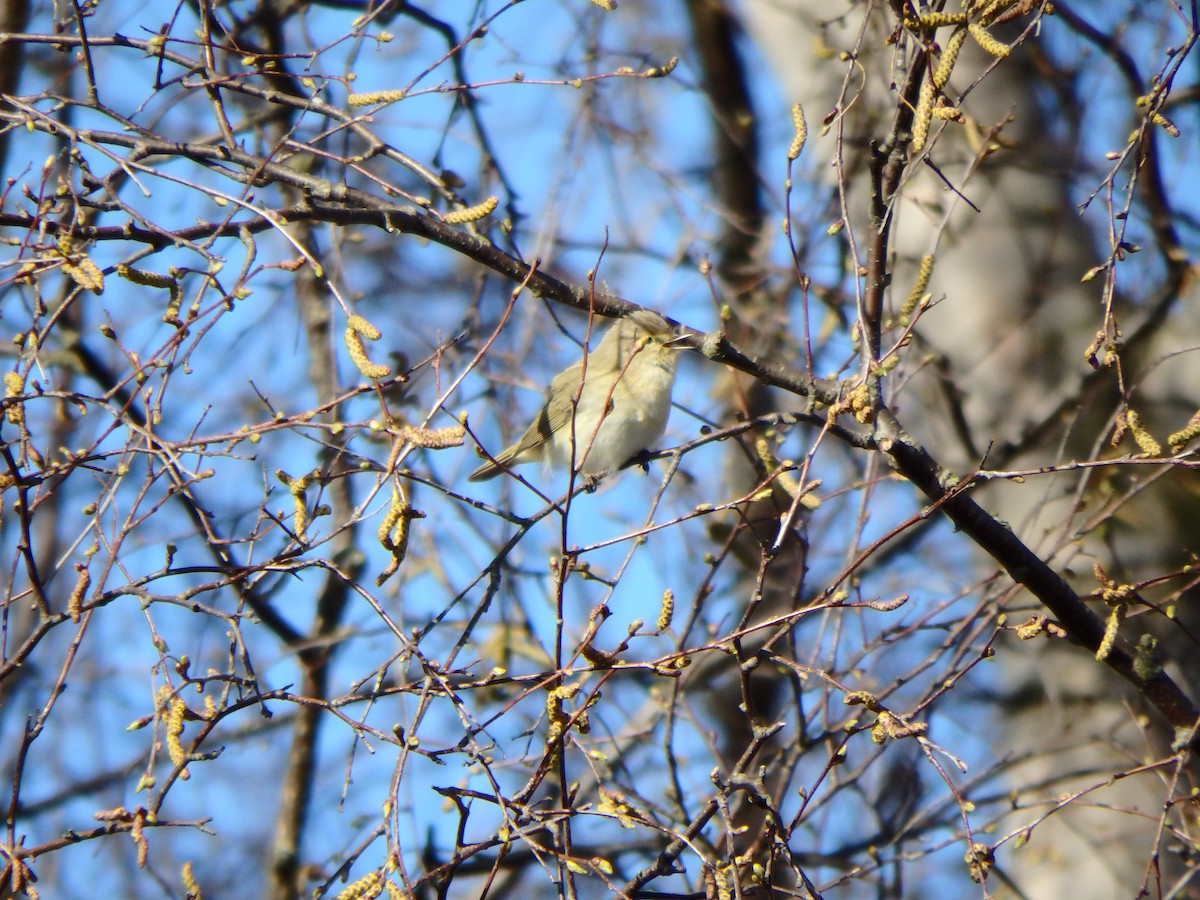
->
[469,310,679,482]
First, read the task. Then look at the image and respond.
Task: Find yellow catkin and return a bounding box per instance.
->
[346,314,381,340]
[164,285,184,326]
[1168,410,1200,453]
[348,89,407,106]
[291,495,308,541]
[443,196,499,224]
[335,871,384,900]
[846,383,874,424]
[972,0,1013,26]
[715,865,733,900]
[159,686,189,775]
[871,710,896,744]
[377,503,403,551]
[545,696,567,748]
[643,56,678,78]
[345,315,391,380]
[589,0,617,9]
[132,809,148,868]
[1150,112,1180,137]
[1094,562,1133,663]
[787,103,807,160]
[182,861,202,899]
[908,11,967,29]
[965,842,995,884]
[933,27,968,90]
[63,256,105,293]
[395,423,466,449]
[544,683,580,759]
[277,469,314,541]
[657,589,675,632]
[287,473,312,496]
[68,563,90,623]
[799,482,822,510]
[1126,409,1163,457]
[378,497,413,560]
[1096,604,1124,662]
[376,495,423,585]
[844,690,880,710]
[117,263,175,289]
[901,254,935,324]
[968,22,1010,57]
[751,434,804,500]
[911,82,936,152]
[1015,615,1048,640]
[4,371,24,425]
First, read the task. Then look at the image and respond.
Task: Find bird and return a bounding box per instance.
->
[468,310,680,482]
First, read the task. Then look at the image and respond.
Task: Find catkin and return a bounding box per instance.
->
[444,196,498,224]
[345,315,391,380]
[348,89,407,106]
[787,103,807,160]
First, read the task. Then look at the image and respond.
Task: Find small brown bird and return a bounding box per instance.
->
[469,310,680,482]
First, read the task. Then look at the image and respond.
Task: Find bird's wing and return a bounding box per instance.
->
[537,361,588,435]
